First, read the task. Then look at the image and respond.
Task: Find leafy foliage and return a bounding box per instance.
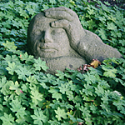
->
[0,41,125,125]
[0,0,125,125]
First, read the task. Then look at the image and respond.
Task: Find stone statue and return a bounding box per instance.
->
[27,7,122,74]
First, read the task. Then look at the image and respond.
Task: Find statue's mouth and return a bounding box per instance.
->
[37,43,58,52]
[39,45,57,52]
[40,48,56,52]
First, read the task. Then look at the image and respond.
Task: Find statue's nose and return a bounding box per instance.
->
[41,29,53,43]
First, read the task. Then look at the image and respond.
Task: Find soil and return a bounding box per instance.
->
[88,0,125,9]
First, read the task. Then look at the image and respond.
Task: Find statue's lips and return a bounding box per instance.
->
[40,48,56,52]
[39,43,57,52]
[39,46,57,52]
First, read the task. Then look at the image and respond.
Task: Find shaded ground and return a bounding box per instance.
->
[88,0,125,9]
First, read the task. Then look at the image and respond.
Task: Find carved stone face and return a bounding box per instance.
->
[28,13,71,59]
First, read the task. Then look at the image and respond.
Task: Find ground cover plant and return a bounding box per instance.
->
[0,0,125,125]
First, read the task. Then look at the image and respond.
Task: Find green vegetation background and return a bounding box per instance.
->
[0,0,125,125]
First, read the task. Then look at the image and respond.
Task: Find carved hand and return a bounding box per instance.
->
[44,7,122,62]
[44,7,85,50]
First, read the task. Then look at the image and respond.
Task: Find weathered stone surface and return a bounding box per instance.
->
[27,7,122,74]
[42,57,86,74]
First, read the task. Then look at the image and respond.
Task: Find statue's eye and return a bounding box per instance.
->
[35,30,45,37]
[51,28,64,35]
[35,30,41,35]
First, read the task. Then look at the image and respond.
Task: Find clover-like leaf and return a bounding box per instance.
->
[55,107,67,121]
[102,65,117,78]
[0,113,14,125]
[49,88,62,100]
[6,62,17,75]
[30,85,44,105]
[15,65,32,81]
[2,41,17,52]
[0,77,7,88]
[49,0,56,4]
[9,81,22,95]
[31,108,47,125]
[10,98,26,119]
[107,22,117,30]
[5,55,20,64]
[34,57,48,71]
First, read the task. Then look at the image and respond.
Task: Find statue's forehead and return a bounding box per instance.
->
[34,13,56,29]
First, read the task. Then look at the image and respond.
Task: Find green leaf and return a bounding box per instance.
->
[98,29,107,40]
[9,81,19,90]
[98,16,106,22]
[84,117,92,125]
[40,82,49,89]
[9,81,21,95]
[59,83,70,94]
[27,76,38,84]
[88,8,94,15]
[5,55,20,64]
[34,57,48,71]
[49,88,62,100]
[101,95,109,104]
[0,113,14,125]
[119,40,125,46]
[83,95,95,102]
[19,7,29,18]
[104,1,110,6]
[101,3,108,11]
[98,80,110,89]
[16,116,27,124]
[113,100,125,115]
[38,73,56,83]
[48,120,60,125]
[56,70,65,79]
[87,19,95,30]
[31,108,47,125]
[19,52,34,64]
[42,4,49,10]
[55,107,67,121]
[21,83,29,92]
[95,85,105,96]
[30,86,44,105]
[2,41,17,52]
[107,22,117,30]
[0,77,7,88]
[10,98,26,118]
[0,63,6,76]
[80,106,91,118]
[10,98,22,112]
[6,62,17,75]
[119,47,125,54]
[15,65,33,81]
[15,107,26,119]
[69,114,83,123]
[66,91,74,101]
[69,81,80,93]
[49,0,56,4]
[12,20,20,28]
[84,73,97,84]
[0,80,13,95]
[90,104,98,114]
[102,65,117,78]
[82,84,94,96]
